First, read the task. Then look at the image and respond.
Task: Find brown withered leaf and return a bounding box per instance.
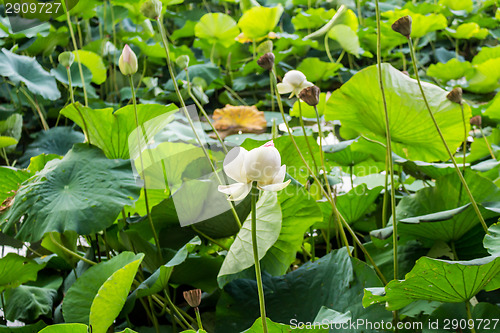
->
[212,105,267,139]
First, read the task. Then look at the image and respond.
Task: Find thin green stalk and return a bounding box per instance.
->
[479,127,496,160]
[375,0,398,284]
[325,33,335,63]
[67,67,91,145]
[309,227,315,262]
[147,296,161,333]
[1,148,9,166]
[408,37,488,234]
[298,102,319,175]
[223,85,248,106]
[49,232,96,266]
[160,293,194,330]
[465,301,476,333]
[194,308,204,331]
[269,71,275,111]
[129,76,163,260]
[251,182,268,333]
[192,225,229,251]
[19,86,49,130]
[458,104,467,206]
[185,70,228,153]
[156,17,242,229]
[61,0,88,106]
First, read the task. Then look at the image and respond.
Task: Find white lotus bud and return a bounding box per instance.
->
[277,70,313,98]
[119,44,138,76]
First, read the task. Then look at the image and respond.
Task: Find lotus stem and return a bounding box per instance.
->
[251,182,268,333]
[298,101,319,175]
[408,37,488,234]
[479,127,496,160]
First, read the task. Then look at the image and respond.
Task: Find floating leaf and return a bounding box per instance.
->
[363,255,500,311]
[325,63,466,162]
[447,22,488,39]
[0,49,60,100]
[89,255,144,333]
[195,13,239,48]
[2,144,140,242]
[218,191,282,286]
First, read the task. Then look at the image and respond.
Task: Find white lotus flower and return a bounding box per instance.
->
[218,141,291,201]
[276,70,313,98]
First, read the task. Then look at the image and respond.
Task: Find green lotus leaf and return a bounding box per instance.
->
[0,136,17,149]
[426,58,473,82]
[39,324,89,333]
[484,222,500,256]
[63,252,143,325]
[89,255,144,333]
[325,63,466,162]
[1,144,140,242]
[218,191,282,286]
[439,0,473,12]
[0,253,45,293]
[195,13,239,48]
[292,7,336,31]
[72,50,106,85]
[296,58,342,83]
[0,49,60,100]
[363,255,500,311]
[447,22,488,39]
[396,172,500,242]
[466,46,500,93]
[0,166,30,204]
[238,5,283,39]
[328,24,360,57]
[4,285,57,322]
[60,102,178,159]
[261,183,323,276]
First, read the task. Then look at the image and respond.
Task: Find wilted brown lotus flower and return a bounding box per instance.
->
[392,16,412,38]
[470,115,482,127]
[212,105,267,139]
[183,289,202,308]
[299,86,320,107]
[446,87,463,105]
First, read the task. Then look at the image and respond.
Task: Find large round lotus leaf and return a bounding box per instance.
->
[237,5,283,39]
[0,49,61,101]
[325,63,466,162]
[1,144,140,242]
[195,13,239,48]
[71,50,107,84]
[426,58,472,82]
[19,126,84,167]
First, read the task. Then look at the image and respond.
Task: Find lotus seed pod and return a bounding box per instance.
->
[446,87,463,105]
[257,52,275,71]
[299,85,321,107]
[183,289,202,308]
[470,115,482,127]
[391,16,412,38]
[58,51,75,68]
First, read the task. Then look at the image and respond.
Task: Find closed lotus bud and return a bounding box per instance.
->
[176,55,190,69]
[470,115,482,127]
[183,289,202,308]
[446,87,463,105]
[119,44,138,76]
[141,0,162,20]
[257,52,275,71]
[58,51,75,68]
[391,16,412,38]
[299,85,320,107]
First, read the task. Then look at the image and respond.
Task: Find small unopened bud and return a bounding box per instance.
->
[119,44,138,76]
[257,52,275,71]
[58,51,75,68]
[141,0,162,20]
[391,16,412,38]
[446,87,463,105]
[142,19,155,37]
[183,289,202,308]
[470,115,482,127]
[176,55,190,69]
[299,85,320,107]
